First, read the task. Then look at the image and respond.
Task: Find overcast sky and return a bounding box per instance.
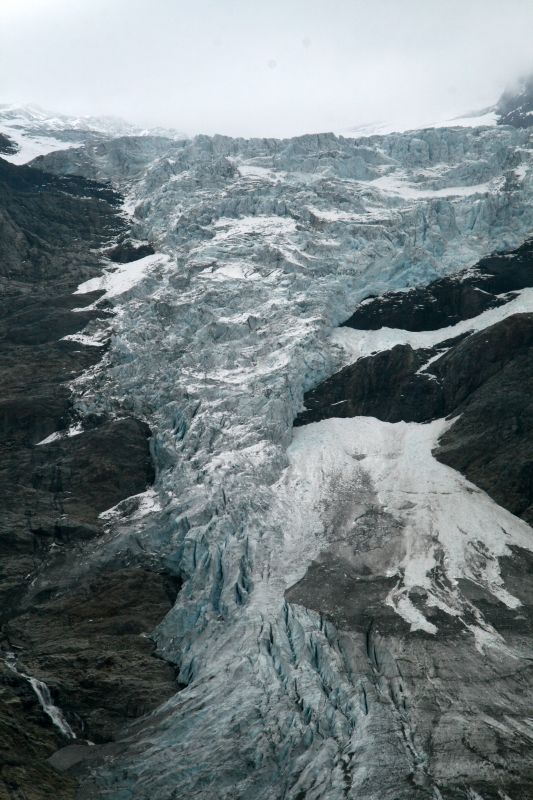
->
[1,0,533,137]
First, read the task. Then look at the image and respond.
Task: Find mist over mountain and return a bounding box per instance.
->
[2,0,533,136]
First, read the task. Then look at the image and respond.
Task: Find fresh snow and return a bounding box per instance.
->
[35,423,84,447]
[61,332,107,347]
[35,431,63,447]
[434,109,498,129]
[99,487,163,522]
[367,175,499,200]
[339,109,498,139]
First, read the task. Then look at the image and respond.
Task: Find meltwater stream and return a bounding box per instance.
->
[4,652,77,740]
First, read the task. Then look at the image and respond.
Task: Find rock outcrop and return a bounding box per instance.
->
[497,74,533,129]
[0,133,17,156]
[342,237,533,331]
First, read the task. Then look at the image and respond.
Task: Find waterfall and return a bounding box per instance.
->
[4,652,76,739]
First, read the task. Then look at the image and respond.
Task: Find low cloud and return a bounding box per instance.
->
[1,0,533,137]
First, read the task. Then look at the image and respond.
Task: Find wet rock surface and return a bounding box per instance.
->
[5,568,182,743]
[0,661,78,800]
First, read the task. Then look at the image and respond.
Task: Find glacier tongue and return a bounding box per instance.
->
[38,123,533,798]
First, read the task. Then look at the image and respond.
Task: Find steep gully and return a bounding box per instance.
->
[0,157,182,800]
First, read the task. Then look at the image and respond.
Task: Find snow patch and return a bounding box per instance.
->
[332,286,533,366]
[99,487,162,522]
[0,124,81,164]
[284,416,533,636]
[74,253,171,300]
[35,423,84,447]
[62,332,107,347]
[368,175,498,200]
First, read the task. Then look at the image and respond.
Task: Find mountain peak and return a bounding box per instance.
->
[496,73,533,128]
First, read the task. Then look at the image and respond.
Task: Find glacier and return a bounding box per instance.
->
[8,115,533,799]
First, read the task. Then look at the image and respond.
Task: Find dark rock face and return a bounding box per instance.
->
[0,132,18,156]
[0,661,78,800]
[497,75,533,129]
[105,239,155,263]
[5,569,181,743]
[295,335,465,426]
[435,336,533,525]
[0,156,122,293]
[1,415,156,616]
[342,237,533,331]
[0,157,179,800]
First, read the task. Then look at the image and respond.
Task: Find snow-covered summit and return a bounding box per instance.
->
[338,108,498,138]
[0,103,188,164]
